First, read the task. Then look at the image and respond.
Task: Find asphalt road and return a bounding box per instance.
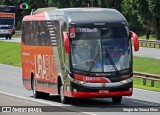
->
[0,37,21,43]
[0,64,159,115]
[133,47,160,59]
[1,37,160,59]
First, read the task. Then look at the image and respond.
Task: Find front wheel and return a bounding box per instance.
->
[112,96,122,103]
[60,85,68,104]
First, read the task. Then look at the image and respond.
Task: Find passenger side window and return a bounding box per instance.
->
[38,21,51,46]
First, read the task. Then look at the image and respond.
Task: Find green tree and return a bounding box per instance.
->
[148,0,160,40]
[122,0,160,40]
[97,0,122,11]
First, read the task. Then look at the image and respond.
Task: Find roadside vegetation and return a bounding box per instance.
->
[0,41,159,92]
[138,34,156,40]
[133,56,160,75]
[0,41,21,67]
[133,56,160,92]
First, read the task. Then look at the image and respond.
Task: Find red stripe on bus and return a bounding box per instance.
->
[74,74,110,83]
[65,90,132,98]
[23,83,31,89]
[36,85,58,94]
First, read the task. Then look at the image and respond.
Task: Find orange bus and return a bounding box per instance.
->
[21,8,139,104]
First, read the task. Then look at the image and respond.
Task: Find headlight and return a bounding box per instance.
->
[120,77,133,83]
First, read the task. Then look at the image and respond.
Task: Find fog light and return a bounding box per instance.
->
[73,89,77,92]
[120,80,128,83]
[129,88,133,91]
[120,77,133,84]
[80,81,85,84]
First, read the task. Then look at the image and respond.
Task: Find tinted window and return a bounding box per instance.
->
[22,20,61,46]
[0,18,14,25]
[22,21,53,46]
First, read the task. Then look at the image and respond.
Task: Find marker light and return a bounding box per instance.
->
[69,27,75,38]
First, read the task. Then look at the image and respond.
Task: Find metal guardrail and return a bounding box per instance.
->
[14,31,21,37]
[133,71,160,87]
[139,39,160,48]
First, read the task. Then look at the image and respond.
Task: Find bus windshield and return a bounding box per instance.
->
[0,18,14,25]
[71,26,131,73]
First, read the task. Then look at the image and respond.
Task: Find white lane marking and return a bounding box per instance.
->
[7,75,20,79]
[0,90,67,106]
[134,88,160,94]
[131,100,160,106]
[0,91,95,115]
[0,63,21,69]
[81,112,97,115]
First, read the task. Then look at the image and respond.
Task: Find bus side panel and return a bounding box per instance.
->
[21,44,58,94]
[21,20,61,94]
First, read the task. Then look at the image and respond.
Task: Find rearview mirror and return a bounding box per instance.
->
[131,31,139,51]
[63,32,70,53]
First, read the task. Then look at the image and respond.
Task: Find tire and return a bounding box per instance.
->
[6,36,8,39]
[60,85,68,104]
[32,79,42,98]
[9,36,11,39]
[112,96,122,103]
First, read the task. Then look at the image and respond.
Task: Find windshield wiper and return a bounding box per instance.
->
[87,52,99,76]
[87,45,100,76]
[105,48,120,76]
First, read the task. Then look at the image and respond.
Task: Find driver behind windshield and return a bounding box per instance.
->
[72,39,98,70]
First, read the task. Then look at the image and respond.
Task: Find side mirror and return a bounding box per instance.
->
[63,32,70,53]
[131,31,139,51]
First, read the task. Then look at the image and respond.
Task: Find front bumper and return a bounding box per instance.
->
[0,33,12,37]
[65,77,133,98]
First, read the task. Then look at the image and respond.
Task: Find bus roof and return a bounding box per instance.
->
[47,8,128,26]
[32,7,58,15]
[22,8,128,26]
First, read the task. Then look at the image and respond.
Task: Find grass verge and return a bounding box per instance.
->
[139,34,156,40]
[0,41,21,67]
[133,56,160,75]
[133,56,160,92]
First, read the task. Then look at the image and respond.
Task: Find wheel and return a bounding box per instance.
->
[5,36,8,39]
[60,85,68,104]
[32,78,42,98]
[112,96,122,103]
[9,36,11,39]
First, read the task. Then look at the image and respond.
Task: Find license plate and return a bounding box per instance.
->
[0,30,7,33]
[99,90,109,94]
[3,30,8,33]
